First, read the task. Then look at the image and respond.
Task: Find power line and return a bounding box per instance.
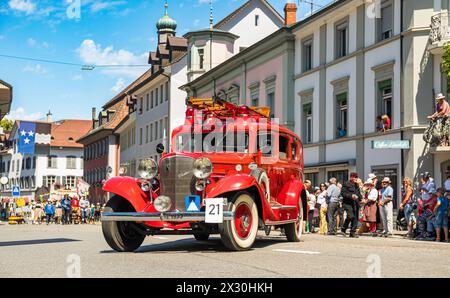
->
[0,54,150,70]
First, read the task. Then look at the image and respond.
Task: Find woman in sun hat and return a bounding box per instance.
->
[362,179,379,236]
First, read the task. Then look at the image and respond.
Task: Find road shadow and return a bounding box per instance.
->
[100,235,289,254]
[0,238,81,247]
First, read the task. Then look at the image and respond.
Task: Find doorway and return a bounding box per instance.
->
[372,166,399,209]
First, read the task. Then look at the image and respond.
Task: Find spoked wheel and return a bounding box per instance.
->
[102,196,145,252]
[219,192,259,251]
[284,193,304,242]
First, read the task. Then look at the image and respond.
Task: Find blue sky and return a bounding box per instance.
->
[0,0,332,121]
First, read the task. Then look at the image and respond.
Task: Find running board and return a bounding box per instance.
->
[270,205,297,210]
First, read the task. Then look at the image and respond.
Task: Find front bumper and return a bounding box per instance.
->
[101,211,235,222]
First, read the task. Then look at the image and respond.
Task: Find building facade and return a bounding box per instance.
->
[78,96,129,204]
[0,118,91,202]
[180,0,450,208]
[293,0,449,207]
[115,0,285,175]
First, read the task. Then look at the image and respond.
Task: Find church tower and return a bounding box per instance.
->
[156,0,177,45]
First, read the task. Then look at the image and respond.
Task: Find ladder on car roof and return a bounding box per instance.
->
[187,97,272,119]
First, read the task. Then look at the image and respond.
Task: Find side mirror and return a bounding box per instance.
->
[156,143,165,154]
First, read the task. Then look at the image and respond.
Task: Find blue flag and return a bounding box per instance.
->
[18,122,36,154]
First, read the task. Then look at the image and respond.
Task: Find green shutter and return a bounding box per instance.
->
[336,93,347,103]
[378,79,392,90]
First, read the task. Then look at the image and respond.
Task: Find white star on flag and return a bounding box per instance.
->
[24,138,30,144]
[21,130,26,136]
[28,131,34,137]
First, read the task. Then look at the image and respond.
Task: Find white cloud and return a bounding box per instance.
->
[90,1,127,13]
[111,78,126,93]
[27,38,49,49]
[8,0,36,15]
[77,39,148,77]
[5,107,43,121]
[22,64,48,75]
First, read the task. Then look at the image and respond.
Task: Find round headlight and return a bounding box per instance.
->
[154,196,172,212]
[193,157,213,179]
[138,158,158,179]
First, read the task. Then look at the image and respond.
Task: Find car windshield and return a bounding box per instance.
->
[176,131,249,153]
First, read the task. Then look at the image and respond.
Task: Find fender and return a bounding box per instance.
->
[206,174,260,199]
[207,174,274,220]
[277,179,306,218]
[103,177,149,212]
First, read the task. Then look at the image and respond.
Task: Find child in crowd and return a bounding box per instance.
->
[433,188,449,242]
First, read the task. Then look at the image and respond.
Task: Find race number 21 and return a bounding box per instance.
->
[205,198,224,224]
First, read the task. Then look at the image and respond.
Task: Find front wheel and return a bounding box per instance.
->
[102,196,145,252]
[219,192,259,251]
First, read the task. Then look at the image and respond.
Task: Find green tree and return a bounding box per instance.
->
[0,119,13,132]
[441,42,450,94]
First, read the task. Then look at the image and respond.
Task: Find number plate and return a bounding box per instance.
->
[205,198,224,224]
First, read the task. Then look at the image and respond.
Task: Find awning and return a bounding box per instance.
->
[0,79,12,120]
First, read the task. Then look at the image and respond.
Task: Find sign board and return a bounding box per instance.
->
[372,140,411,150]
[12,186,20,197]
[205,198,224,224]
[185,195,201,212]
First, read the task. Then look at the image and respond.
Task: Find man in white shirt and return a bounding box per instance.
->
[79,196,90,224]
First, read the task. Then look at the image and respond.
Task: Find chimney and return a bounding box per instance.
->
[92,107,97,120]
[284,2,297,27]
[46,110,53,123]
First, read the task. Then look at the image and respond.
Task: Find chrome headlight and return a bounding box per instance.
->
[154,196,172,212]
[138,158,158,179]
[193,157,213,179]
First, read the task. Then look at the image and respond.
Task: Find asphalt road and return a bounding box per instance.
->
[0,223,449,278]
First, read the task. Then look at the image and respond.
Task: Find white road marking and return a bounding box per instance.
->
[273,249,321,255]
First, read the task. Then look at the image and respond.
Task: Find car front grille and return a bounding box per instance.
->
[159,156,196,212]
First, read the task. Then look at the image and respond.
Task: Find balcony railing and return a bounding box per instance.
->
[430,12,450,44]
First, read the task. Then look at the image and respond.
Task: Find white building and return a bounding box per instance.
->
[116,0,285,172]
[0,118,92,202]
[293,0,450,207]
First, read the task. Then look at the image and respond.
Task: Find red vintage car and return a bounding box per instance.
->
[101,98,307,252]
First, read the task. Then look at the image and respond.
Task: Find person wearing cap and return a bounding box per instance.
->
[361,179,379,236]
[340,173,363,238]
[428,93,450,120]
[44,200,55,225]
[326,177,342,235]
[379,178,394,237]
[433,188,449,242]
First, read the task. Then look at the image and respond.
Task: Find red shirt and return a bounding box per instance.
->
[71,199,79,208]
[384,118,391,130]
